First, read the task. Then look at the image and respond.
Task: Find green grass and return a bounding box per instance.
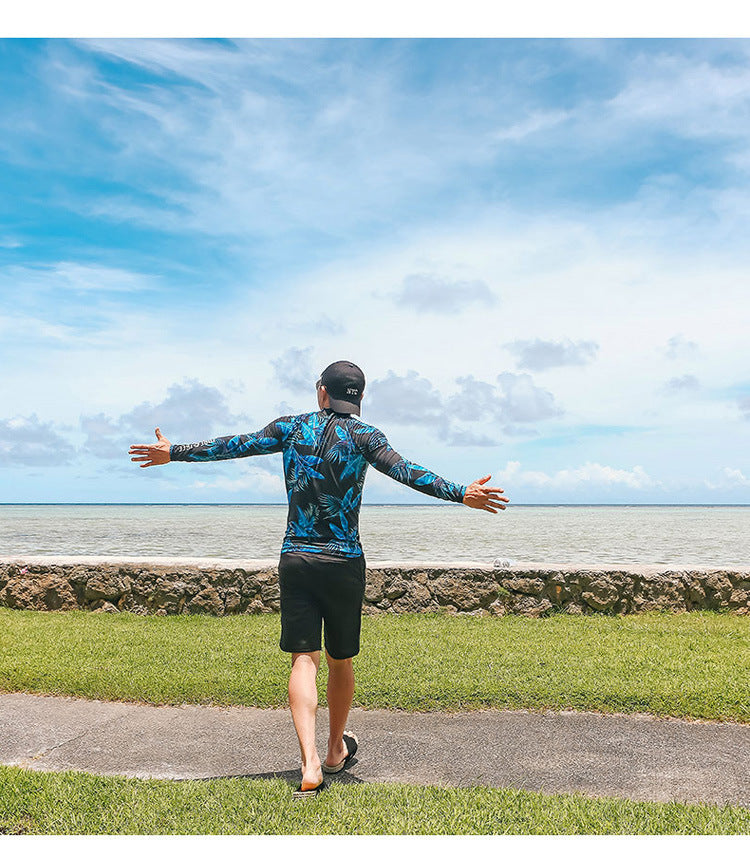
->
[1,765,748,835]
[0,608,748,722]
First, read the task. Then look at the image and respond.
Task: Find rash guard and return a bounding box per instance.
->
[169,408,467,558]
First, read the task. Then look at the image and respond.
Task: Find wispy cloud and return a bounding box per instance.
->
[271,346,317,394]
[664,334,700,359]
[11,262,160,293]
[705,466,750,490]
[662,374,700,395]
[190,464,286,497]
[498,459,656,491]
[364,369,561,444]
[391,273,497,314]
[0,415,76,466]
[505,338,599,371]
[365,370,449,431]
[81,379,254,459]
[492,108,570,142]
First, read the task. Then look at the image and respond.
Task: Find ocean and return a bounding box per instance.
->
[1,504,748,566]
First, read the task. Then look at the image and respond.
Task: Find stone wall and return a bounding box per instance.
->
[1,556,749,617]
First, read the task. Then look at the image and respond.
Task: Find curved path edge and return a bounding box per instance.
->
[1,691,749,808]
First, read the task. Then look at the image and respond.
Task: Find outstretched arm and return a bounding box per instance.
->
[362,430,509,511]
[129,417,293,467]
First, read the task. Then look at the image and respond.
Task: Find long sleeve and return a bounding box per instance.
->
[361,428,466,503]
[169,416,294,462]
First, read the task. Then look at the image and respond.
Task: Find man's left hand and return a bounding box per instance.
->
[462,475,509,513]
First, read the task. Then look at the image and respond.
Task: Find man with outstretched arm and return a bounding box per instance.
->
[129,360,509,798]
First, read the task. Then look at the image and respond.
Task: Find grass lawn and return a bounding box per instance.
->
[0,607,747,722]
[1,765,749,835]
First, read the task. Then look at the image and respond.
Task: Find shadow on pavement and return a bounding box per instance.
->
[175,759,365,787]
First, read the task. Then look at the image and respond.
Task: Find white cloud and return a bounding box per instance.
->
[664,334,699,360]
[497,459,656,490]
[81,379,254,459]
[606,54,750,140]
[662,375,700,395]
[391,273,497,314]
[705,467,750,490]
[190,464,286,497]
[447,373,563,427]
[0,313,77,343]
[492,108,570,142]
[495,372,563,423]
[722,467,749,486]
[364,369,561,443]
[366,370,448,431]
[0,414,76,466]
[446,428,497,447]
[1,261,160,293]
[505,338,599,371]
[271,346,316,393]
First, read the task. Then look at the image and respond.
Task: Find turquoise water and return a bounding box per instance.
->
[1,505,748,565]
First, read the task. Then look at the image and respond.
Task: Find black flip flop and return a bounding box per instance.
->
[321,730,358,774]
[292,780,327,800]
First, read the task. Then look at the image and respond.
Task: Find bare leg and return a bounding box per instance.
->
[324,651,354,768]
[289,651,322,789]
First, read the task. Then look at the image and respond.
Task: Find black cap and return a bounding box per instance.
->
[318,361,365,415]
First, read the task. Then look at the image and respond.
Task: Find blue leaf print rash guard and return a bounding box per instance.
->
[169,408,467,558]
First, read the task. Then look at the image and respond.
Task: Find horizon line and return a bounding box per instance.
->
[1,503,749,508]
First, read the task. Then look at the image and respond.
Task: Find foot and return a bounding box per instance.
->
[300,761,323,792]
[324,738,347,770]
[322,731,358,773]
[293,780,327,799]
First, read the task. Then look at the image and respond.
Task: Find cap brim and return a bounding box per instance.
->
[328,396,361,416]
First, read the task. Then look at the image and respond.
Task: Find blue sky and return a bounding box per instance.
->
[1,37,749,503]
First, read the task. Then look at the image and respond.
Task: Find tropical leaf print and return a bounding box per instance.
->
[287,447,326,490]
[234,434,281,455]
[320,486,361,518]
[288,503,321,538]
[387,459,414,483]
[296,418,321,447]
[339,455,366,482]
[329,521,349,541]
[325,425,355,462]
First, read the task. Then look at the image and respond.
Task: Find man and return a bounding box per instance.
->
[129,360,509,798]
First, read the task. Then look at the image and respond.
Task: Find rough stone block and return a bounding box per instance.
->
[582,580,619,611]
[385,579,408,601]
[729,589,750,608]
[85,573,127,602]
[224,588,242,614]
[0,571,79,611]
[564,602,584,615]
[364,569,386,603]
[187,586,224,615]
[91,601,119,613]
[501,576,545,595]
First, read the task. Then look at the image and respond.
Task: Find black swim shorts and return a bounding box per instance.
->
[278,551,367,659]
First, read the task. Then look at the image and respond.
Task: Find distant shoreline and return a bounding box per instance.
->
[1,503,749,508]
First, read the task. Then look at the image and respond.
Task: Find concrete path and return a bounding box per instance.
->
[1,691,748,808]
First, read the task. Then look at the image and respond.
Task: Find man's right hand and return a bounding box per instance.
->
[129,427,172,468]
[462,475,509,513]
